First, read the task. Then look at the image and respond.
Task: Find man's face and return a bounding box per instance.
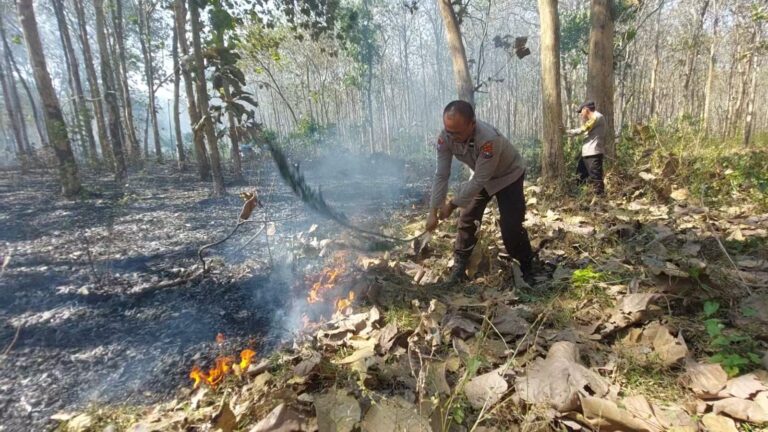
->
[579,108,591,122]
[443,113,475,143]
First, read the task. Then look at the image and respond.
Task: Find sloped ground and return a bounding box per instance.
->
[64,166,768,431]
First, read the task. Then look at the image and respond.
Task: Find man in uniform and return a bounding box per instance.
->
[426,100,533,283]
[567,101,605,195]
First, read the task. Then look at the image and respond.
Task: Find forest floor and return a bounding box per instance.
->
[3,149,768,432]
[0,154,424,431]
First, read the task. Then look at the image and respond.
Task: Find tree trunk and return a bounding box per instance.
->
[17,0,81,196]
[0,53,29,171]
[538,0,565,181]
[174,0,210,180]
[94,0,127,181]
[216,36,243,181]
[72,0,109,162]
[51,0,98,164]
[1,15,42,155]
[171,15,185,170]
[137,0,163,162]
[190,0,225,196]
[702,2,719,134]
[436,0,474,105]
[649,2,662,119]
[111,0,141,162]
[743,37,759,146]
[682,0,710,116]
[586,0,615,159]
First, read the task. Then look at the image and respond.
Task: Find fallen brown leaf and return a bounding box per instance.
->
[314,389,361,432]
[515,341,610,412]
[463,368,509,409]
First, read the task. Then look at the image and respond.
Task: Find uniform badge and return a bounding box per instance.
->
[481,143,493,159]
[436,137,445,150]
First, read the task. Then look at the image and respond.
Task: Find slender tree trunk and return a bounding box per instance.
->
[586,0,615,159]
[0,54,29,171]
[72,0,109,162]
[190,0,225,196]
[1,16,43,153]
[216,34,243,181]
[171,16,185,170]
[111,0,141,162]
[94,0,127,181]
[725,40,740,136]
[538,0,565,181]
[174,0,210,179]
[137,0,163,162]
[649,3,662,119]
[682,0,710,116]
[51,0,97,164]
[743,33,760,146]
[702,3,719,134]
[18,0,81,196]
[437,0,474,105]
[1,45,30,156]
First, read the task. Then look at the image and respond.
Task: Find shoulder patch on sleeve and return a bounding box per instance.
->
[436,136,445,150]
[480,142,494,159]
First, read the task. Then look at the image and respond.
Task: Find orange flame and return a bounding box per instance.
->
[335,291,355,311]
[239,349,256,370]
[189,349,256,388]
[308,267,343,303]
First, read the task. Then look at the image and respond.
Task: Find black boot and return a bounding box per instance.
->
[449,254,470,283]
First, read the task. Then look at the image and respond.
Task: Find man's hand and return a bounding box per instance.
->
[566,128,581,137]
[438,201,457,220]
[426,210,439,232]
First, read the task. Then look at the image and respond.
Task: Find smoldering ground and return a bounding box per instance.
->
[0,146,428,430]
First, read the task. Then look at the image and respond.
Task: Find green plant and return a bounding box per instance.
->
[702,300,762,376]
[568,266,612,306]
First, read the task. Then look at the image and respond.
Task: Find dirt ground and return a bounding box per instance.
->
[0,157,426,431]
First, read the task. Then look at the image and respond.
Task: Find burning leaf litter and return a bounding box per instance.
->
[55,180,768,431]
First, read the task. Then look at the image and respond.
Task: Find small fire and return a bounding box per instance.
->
[189,348,256,389]
[239,348,256,370]
[307,267,343,304]
[335,291,355,311]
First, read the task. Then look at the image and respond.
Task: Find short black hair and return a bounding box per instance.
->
[577,100,596,113]
[443,100,475,121]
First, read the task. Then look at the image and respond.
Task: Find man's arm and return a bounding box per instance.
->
[567,116,597,136]
[451,141,501,208]
[429,139,452,209]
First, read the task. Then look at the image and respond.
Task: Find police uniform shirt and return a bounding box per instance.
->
[430,119,525,209]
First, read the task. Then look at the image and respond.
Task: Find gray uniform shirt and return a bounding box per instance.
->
[581,111,605,157]
[430,120,525,209]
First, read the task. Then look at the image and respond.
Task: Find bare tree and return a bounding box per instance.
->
[51,0,98,164]
[174,0,210,180]
[586,0,615,159]
[190,0,225,195]
[111,0,142,162]
[72,0,110,162]
[94,0,127,181]
[171,12,185,170]
[17,0,81,196]
[538,0,565,180]
[437,0,474,104]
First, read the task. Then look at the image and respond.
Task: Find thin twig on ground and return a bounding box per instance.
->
[2,325,22,357]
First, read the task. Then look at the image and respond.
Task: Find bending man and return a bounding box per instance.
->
[426,100,533,283]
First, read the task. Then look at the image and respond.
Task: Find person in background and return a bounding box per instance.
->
[567,100,605,195]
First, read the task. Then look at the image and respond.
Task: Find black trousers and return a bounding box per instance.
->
[455,174,533,272]
[577,154,605,195]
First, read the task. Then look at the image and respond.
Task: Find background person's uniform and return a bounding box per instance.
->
[572,111,605,194]
[430,120,533,274]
